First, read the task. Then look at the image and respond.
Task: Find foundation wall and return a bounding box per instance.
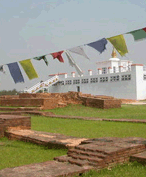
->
[0,115,31,137]
[0,92,121,109]
[0,98,44,107]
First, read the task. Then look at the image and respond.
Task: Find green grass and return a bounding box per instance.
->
[1,104,146,175]
[31,116,146,138]
[43,104,146,120]
[0,137,67,170]
[77,162,146,177]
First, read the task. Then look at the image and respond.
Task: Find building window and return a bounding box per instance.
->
[73,79,80,84]
[110,75,120,82]
[81,79,89,84]
[65,80,72,85]
[100,77,108,82]
[58,81,64,85]
[113,67,116,73]
[102,67,107,74]
[143,66,146,71]
[121,74,131,81]
[143,75,146,80]
[90,78,98,83]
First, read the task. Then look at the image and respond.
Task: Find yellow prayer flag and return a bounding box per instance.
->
[107,35,128,56]
[19,59,38,80]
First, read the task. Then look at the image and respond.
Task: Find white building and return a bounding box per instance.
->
[25,48,146,100]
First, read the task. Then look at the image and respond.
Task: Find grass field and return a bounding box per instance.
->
[76,162,146,177]
[1,104,146,176]
[31,116,146,138]
[45,104,146,119]
[0,137,67,170]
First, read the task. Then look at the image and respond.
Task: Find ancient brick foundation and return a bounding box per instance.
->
[0,115,31,137]
[0,92,121,109]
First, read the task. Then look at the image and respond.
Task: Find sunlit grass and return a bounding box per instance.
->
[76,162,146,177]
[43,104,146,119]
[0,137,67,170]
[31,116,146,138]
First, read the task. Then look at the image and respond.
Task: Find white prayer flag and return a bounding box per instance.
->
[65,51,83,76]
[69,46,89,60]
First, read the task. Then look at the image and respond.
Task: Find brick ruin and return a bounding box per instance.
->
[0,113,146,176]
[0,115,31,137]
[0,92,121,109]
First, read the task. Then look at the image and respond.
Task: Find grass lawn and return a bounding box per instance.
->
[0,137,67,170]
[31,116,146,138]
[1,104,146,176]
[77,162,146,177]
[44,104,146,120]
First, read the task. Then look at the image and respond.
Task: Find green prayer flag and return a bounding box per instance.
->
[128,29,146,41]
[33,55,49,66]
[107,35,128,56]
[19,59,38,80]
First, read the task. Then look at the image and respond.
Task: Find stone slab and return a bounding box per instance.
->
[0,161,93,177]
[5,129,87,148]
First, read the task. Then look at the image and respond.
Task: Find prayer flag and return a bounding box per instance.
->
[51,51,64,62]
[65,51,83,76]
[69,46,89,59]
[107,35,128,56]
[33,55,48,66]
[7,62,24,83]
[65,51,75,67]
[142,27,146,32]
[19,59,38,80]
[87,38,108,53]
[128,28,146,41]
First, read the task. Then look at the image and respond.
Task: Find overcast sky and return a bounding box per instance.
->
[0,0,146,91]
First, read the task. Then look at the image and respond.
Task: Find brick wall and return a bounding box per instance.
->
[1,98,44,107]
[0,92,121,109]
[0,115,31,137]
[81,97,121,109]
[103,99,121,109]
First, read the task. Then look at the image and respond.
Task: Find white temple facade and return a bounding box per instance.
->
[48,48,146,100]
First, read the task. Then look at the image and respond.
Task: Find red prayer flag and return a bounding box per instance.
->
[143,27,146,32]
[51,51,64,63]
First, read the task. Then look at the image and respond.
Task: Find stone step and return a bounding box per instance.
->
[69,153,104,164]
[68,148,107,159]
[75,144,109,155]
[54,155,72,162]
[68,158,90,167]
[130,151,146,165]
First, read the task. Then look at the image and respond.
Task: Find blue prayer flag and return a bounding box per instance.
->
[7,62,24,83]
[87,38,108,53]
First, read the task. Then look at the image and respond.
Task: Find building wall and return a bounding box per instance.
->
[135,65,146,100]
[49,68,138,100]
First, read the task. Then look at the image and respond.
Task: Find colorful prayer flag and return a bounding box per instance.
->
[128,28,146,41]
[19,59,38,80]
[33,55,48,66]
[7,62,24,83]
[69,46,89,59]
[51,51,64,62]
[87,38,108,53]
[107,35,128,56]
